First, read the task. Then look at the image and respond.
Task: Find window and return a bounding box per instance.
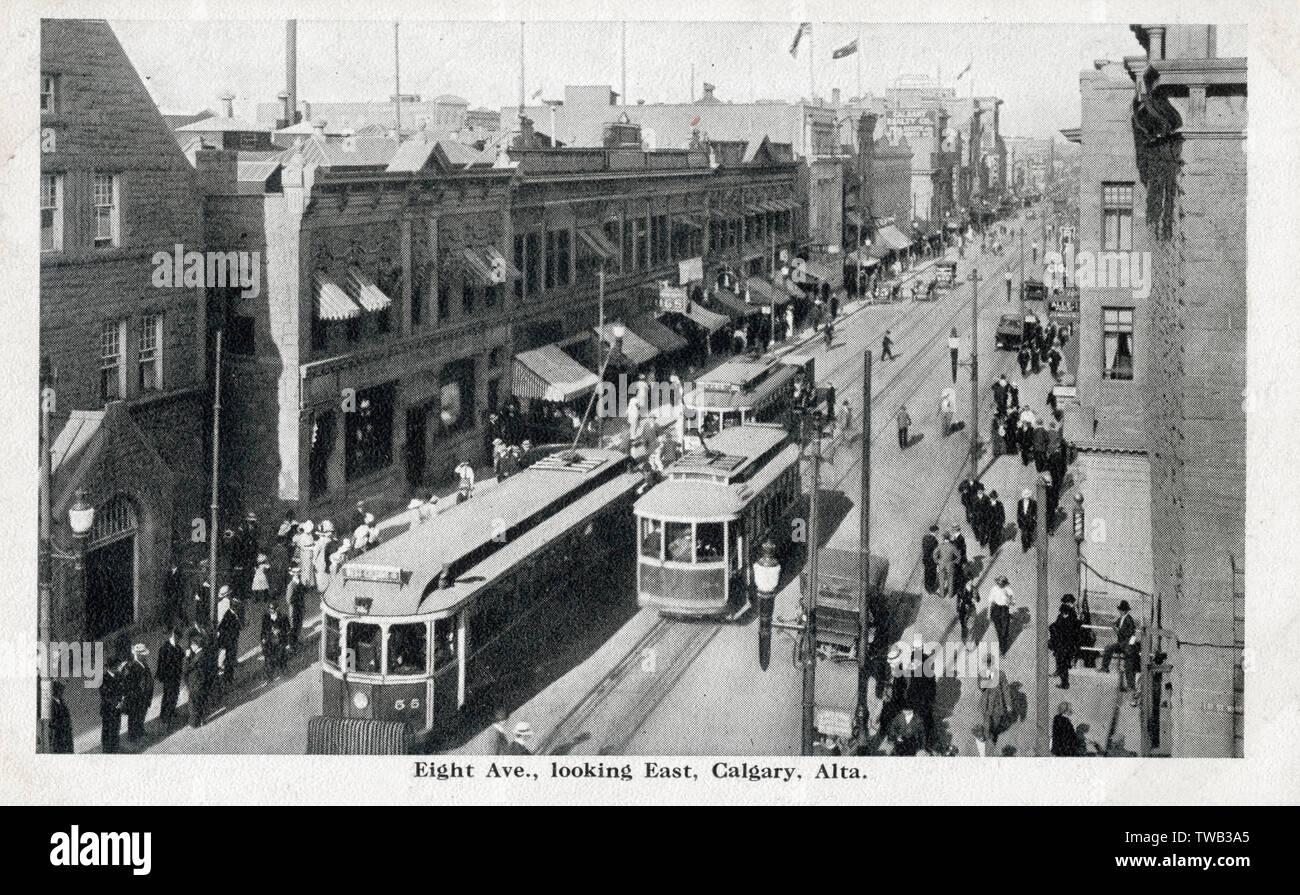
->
[462,280,476,316]
[344,382,395,480]
[41,74,58,113]
[309,409,335,498]
[41,173,62,252]
[524,232,541,296]
[346,621,382,674]
[138,313,162,391]
[437,279,450,322]
[438,358,476,435]
[324,614,341,668]
[696,522,724,562]
[665,521,693,563]
[1102,308,1134,381]
[544,230,556,290]
[622,218,634,271]
[485,283,500,309]
[92,173,120,248]
[513,234,525,299]
[99,319,125,402]
[1102,183,1134,251]
[239,132,259,150]
[635,218,649,270]
[386,623,427,675]
[433,616,459,671]
[640,517,664,559]
[555,229,571,287]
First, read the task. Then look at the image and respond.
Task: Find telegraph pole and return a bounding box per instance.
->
[1035,474,1050,756]
[802,417,821,756]
[208,328,223,626]
[857,352,872,729]
[968,268,980,478]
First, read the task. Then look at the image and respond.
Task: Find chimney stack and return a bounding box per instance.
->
[278,92,291,129]
[286,20,299,124]
[702,82,716,101]
[220,93,235,118]
[832,87,841,106]
[858,113,878,215]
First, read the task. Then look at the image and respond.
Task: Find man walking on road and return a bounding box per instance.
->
[896,405,912,449]
[1049,594,1083,689]
[881,329,895,361]
[921,525,940,594]
[987,490,1007,553]
[948,327,960,383]
[156,628,184,731]
[988,575,1016,655]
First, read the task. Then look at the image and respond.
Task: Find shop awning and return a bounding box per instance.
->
[512,344,600,404]
[795,260,834,285]
[627,315,689,356]
[594,323,659,368]
[875,225,912,252]
[676,301,730,333]
[346,267,393,312]
[845,247,878,267]
[710,289,764,319]
[578,226,619,261]
[745,277,792,307]
[314,272,362,321]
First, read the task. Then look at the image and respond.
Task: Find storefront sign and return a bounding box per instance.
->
[1048,295,1080,322]
[659,284,690,314]
[678,256,704,284]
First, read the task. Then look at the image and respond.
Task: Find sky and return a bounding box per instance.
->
[108,19,1247,140]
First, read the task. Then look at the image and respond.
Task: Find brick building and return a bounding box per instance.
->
[40,19,207,641]
[1128,24,1247,757]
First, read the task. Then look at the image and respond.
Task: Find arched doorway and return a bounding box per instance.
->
[84,495,139,640]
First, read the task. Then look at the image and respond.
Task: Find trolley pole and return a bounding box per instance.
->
[802,416,820,756]
[857,351,872,728]
[208,328,223,628]
[1034,474,1050,756]
[968,268,980,478]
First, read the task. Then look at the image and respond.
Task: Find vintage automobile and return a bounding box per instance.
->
[996,312,1040,350]
[1021,278,1049,302]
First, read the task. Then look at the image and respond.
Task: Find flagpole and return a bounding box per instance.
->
[856,32,862,100]
[518,21,525,128]
[808,24,815,100]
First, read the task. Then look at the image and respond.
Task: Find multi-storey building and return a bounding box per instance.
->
[41,19,207,640]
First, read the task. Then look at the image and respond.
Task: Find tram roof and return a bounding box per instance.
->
[688,362,801,411]
[322,448,627,618]
[636,440,802,522]
[667,424,789,483]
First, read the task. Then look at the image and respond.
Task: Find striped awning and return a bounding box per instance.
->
[578,226,618,261]
[677,301,730,334]
[314,272,362,321]
[710,289,764,319]
[594,323,659,368]
[627,315,689,356]
[347,267,393,312]
[512,344,599,404]
[745,277,791,308]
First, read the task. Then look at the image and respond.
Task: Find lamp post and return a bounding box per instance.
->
[968,267,981,478]
[754,540,781,671]
[1072,492,1086,603]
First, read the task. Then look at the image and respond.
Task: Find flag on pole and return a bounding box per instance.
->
[955,60,973,81]
[832,38,858,59]
[789,22,811,57]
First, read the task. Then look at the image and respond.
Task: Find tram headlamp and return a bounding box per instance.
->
[352,690,369,711]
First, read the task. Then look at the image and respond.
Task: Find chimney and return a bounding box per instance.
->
[702,82,716,101]
[278,92,291,129]
[220,93,235,118]
[832,87,841,106]
[858,113,877,214]
[286,20,298,124]
[519,116,534,147]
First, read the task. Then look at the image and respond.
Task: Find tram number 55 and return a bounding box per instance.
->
[395,698,422,711]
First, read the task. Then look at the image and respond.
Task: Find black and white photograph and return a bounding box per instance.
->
[4,0,1293,816]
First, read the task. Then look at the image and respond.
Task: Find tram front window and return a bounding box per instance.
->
[387,622,428,675]
[640,517,664,559]
[324,614,341,669]
[433,616,458,671]
[346,622,382,674]
[665,521,694,563]
[696,522,724,563]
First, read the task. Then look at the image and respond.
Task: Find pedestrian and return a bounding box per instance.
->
[1013,489,1034,551]
[353,513,376,554]
[294,520,316,590]
[838,399,854,442]
[260,602,289,682]
[99,656,123,753]
[216,588,243,695]
[939,387,956,436]
[896,405,912,450]
[908,648,939,747]
[948,327,960,383]
[313,521,335,592]
[950,526,968,570]
[456,460,475,502]
[881,329,895,361]
[1047,421,1066,485]
[276,510,297,565]
[991,413,1005,459]
[1099,600,1139,691]
[1004,406,1020,454]
[958,476,976,518]
[921,525,940,595]
[877,645,909,735]
[964,479,984,529]
[973,487,992,549]
[992,374,1009,415]
[1052,702,1083,756]
[1048,595,1082,689]
[934,532,959,601]
[183,635,215,728]
[348,501,367,538]
[416,492,441,525]
[1006,380,1020,410]
[886,706,928,756]
[976,656,1013,755]
[733,326,747,354]
[330,537,352,576]
[1043,469,1060,525]
[1017,343,1031,377]
[1033,419,1049,472]
[284,564,305,650]
[506,721,536,756]
[50,681,74,754]
[987,490,1006,553]
[988,575,1015,655]
[250,553,271,603]
[163,559,187,626]
[121,643,154,742]
[157,627,184,731]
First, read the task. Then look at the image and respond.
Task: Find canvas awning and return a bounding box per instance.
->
[745,277,792,307]
[795,260,834,285]
[314,272,362,321]
[347,267,393,312]
[709,289,763,319]
[676,302,729,334]
[876,225,913,252]
[845,247,878,267]
[627,316,689,356]
[594,323,659,367]
[578,226,619,261]
[512,344,599,404]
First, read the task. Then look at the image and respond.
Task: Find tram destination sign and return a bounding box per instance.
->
[343,563,404,584]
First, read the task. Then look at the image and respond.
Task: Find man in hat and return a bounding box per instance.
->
[99,654,123,753]
[957,576,980,642]
[260,602,290,682]
[276,509,298,565]
[881,329,895,361]
[878,644,910,737]
[934,532,959,601]
[921,525,940,594]
[183,634,216,728]
[908,648,939,747]
[988,576,1016,655]
[216,586,243,695]
[492,438,508,480]
[1099,600,1139,690]
[1052,702,1083,756]
[353,513,378,554]
[285,563,305,650]
[294,521,316,590]
[895,404,912,450]
[1032,419,1050,472]
[1048,595,1083,689]
[950,526,968,571]
[992,374,1009,416]
[50,681,74,754]
[986,490,1006,554]
[121,644,154,741]
[156,627,185,731]
[885,705,928,756]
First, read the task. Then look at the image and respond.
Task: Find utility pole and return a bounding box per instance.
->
[393,21,401,133]
[518,22,525,127]
[857,351,872,730]
[38,365,53,753]
[802,423,820,756]
[968,268,980,478]
[1035,474,1050,756]
[208,328,223,626]
[621,21,627,106]
[1019,226,1025,322]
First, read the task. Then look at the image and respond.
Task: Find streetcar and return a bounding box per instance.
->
[634,423,802,617]
[317,448,642,740]
[685,354,815,434]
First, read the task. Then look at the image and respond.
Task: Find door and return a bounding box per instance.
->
[405,406,427,489]
[85,535,135,639]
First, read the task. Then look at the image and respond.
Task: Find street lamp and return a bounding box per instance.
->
[1072,492,1086,603]
[754,540,781,671]
[68,490,97,543]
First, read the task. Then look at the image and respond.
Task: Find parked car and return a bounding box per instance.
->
[1021,278,1048,302]
[996,312,1039,350]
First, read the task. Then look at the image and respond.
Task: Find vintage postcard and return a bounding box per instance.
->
[0,0,1293,809]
